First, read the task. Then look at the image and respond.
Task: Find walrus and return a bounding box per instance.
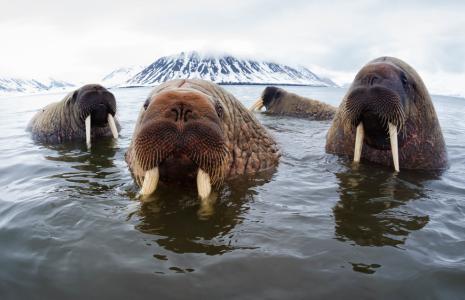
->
[125,79,280,203]
[27,84,120,148]
[326,57,447,171]
[249,86,336,120]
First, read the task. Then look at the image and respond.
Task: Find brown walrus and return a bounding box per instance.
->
[326,57,447,171]
[249,86,336,120]
[125,79,281,203]
[27,84,120,148]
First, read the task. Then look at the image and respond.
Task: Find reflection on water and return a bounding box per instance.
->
[131,172,275,256]
[333,164,437,247]
[42,139,120,196]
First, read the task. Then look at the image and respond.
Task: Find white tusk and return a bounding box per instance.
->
[107,114,119,139]
[388,122,400,172]
[140,167,159,196]
[197,169,212,200]
[353,122,364,163]
[85,115,91,149]
[249,98,264,111]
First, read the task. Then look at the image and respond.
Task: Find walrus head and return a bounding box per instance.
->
[69,84,119,148]
[250,86,283,112]
[131,88,229,199]
[126,79,281,204]
[326,57,447,170]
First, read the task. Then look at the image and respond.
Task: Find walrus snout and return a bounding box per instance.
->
[89,103,112,127]
[346,86,405,171]
[250,86,281,111]
[345,86,406,129]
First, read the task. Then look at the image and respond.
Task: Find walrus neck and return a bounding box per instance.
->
[57,94,84,135]
[64,100,86,133]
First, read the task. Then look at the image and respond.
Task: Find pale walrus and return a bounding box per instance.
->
[250,86,336,120]
[27,84,120,148]
[125,79,280,203]
[326,57,447,171]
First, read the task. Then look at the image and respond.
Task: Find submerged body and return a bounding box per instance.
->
[125,79,281,201]
[326,57,447,170]
[27,84,120,148]
[250,86,336,120]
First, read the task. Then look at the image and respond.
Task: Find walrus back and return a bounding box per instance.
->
[28,93,73,143]
[282,93,336,120]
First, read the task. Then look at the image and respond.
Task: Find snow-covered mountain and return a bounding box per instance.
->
[0,77,75,94]
[122,51,337,87]
[101,65,144,88]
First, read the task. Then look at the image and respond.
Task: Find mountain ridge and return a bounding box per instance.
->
[111,51,337,88]
[0,77,75,95]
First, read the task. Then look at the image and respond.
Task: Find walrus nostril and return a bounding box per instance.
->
[170,106,193,123]
[366,74,380,86]
[171,108,180,122]
[184,110,192,122]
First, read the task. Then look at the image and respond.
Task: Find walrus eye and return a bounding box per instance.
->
[143,99,150,110]
[400,73,409,88]
[68,90,78,104]
[215,101,224,118]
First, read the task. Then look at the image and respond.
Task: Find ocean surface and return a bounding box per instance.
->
[0,85,464,299]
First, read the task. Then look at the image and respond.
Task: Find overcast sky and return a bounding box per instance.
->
[1,0,464,95]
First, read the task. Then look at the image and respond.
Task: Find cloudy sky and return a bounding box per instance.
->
[1,0,464,95]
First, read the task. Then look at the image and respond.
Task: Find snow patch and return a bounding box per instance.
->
[115,51,337,87]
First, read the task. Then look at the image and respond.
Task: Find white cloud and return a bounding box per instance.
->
[0,0,464,96]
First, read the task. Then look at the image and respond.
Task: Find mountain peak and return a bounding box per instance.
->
[119,51,336,87]
[101,65,145,87]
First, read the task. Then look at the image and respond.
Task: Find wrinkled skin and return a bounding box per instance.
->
[326,57,447,170]
[252,86,336,120]
[27,84,120,143]
[125,79,281,189]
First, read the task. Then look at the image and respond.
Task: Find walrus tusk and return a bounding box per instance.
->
[107,114,118,139]
[197,169,212,200]
[85,115,91,149]
[354,122,364,163]
[249,98,264,111]
[389,122,400,172]
[140,167,159,196]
